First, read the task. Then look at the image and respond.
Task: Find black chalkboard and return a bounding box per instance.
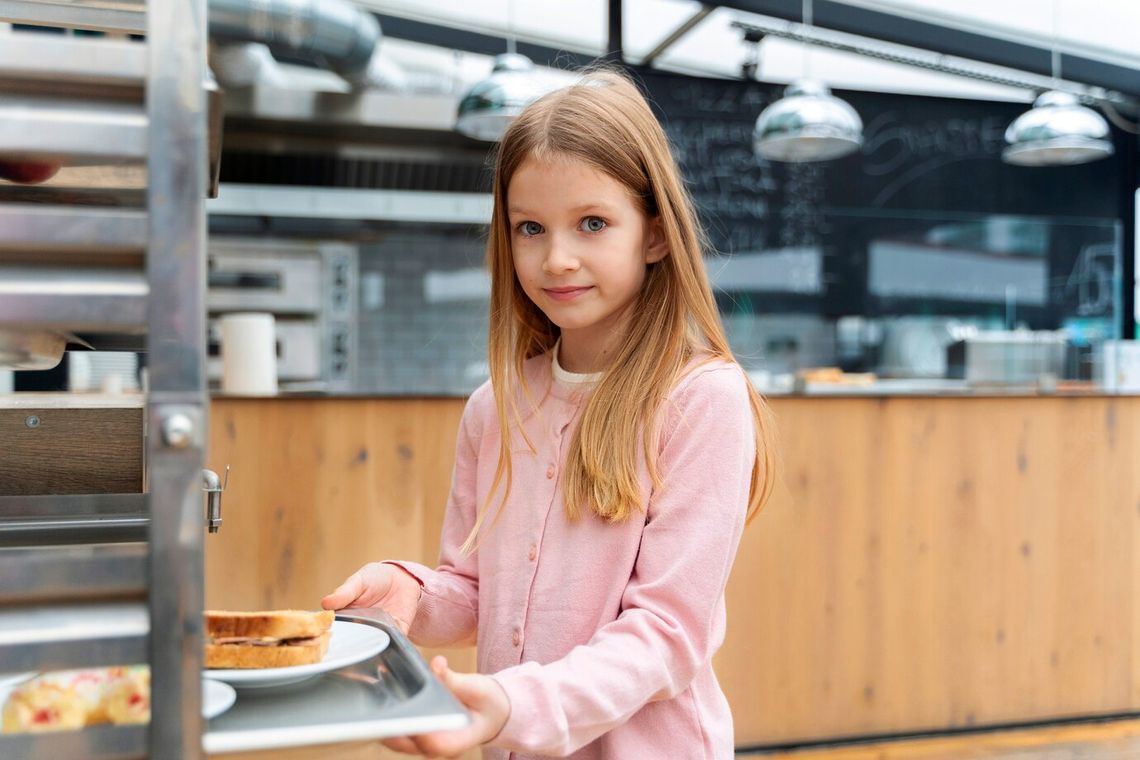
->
[641,72,826,252]
[636,68,1125,326]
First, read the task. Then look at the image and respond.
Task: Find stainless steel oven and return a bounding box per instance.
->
[207,238,357,392]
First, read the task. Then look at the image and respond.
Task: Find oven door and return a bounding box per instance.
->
[207,246,323,314]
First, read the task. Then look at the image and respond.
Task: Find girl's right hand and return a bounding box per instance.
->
[320,562,422,635]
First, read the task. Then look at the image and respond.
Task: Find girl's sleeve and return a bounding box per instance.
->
[489,365,756,756]
[384,387,486,648]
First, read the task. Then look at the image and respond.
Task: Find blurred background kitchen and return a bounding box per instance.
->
[2,0,1140,758]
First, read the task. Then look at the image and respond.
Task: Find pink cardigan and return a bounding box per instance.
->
[391,351,755,759]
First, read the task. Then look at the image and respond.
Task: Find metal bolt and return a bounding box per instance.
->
[24,415,40,429]
[161,413,194,449]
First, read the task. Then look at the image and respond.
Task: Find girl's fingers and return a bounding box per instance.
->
[320,573,361,610]
[433,656,485,710]
[380,735,420,754]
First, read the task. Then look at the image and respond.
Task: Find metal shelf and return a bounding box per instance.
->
[0,724,146,760]
[0,34,145,93]
[0,1,145,34]
[0,601,147,673]
[0,4,209,757]
[0,205,147,255]
[0,267,147,333]
[0,516,148,548]
[208,184,494,225]
[0,544,147,604]
[0,492,146,517]
[0,95,146,163]
[203,609,469,754]
[0,182,145,209]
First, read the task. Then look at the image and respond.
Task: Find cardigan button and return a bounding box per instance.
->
[546,464,555,479]
[512,630,521,647]
[528,544,537,561]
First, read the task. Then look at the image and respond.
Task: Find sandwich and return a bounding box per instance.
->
[204,609,334,669]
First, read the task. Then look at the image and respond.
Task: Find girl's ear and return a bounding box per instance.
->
[644,216,669,264]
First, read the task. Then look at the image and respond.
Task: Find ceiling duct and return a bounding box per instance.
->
[208,0,381,85]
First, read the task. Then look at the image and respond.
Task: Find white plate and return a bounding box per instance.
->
[205,620,390,690]
[0,675,237,731]
[0,672,36,690]
[203,677,236,720]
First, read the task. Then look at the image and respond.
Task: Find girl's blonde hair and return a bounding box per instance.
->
[461,68,775,554]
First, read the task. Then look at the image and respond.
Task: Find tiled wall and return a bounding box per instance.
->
[356,227,491,396]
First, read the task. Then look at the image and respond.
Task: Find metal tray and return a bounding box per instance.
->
[203,609,469,754]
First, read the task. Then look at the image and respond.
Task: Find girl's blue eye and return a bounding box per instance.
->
[581,216,607,233]
[518,221,543,236]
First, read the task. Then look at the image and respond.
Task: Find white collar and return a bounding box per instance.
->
[551,338,604,389]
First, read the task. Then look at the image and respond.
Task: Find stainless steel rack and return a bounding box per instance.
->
[0,5,469,757]
[0,1,209,758]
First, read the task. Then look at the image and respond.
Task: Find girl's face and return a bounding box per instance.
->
[507,156,666,368]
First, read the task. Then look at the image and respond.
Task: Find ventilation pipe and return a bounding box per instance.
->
[208,0,381,85]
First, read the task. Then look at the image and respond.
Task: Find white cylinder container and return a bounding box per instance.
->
[220,312,278,396]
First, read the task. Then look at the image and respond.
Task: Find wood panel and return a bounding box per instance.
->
[0,395,143,494]
[205,398,477,760]
[718,396,1140,746]
[205,398,463,612]
[206,395,1140,751]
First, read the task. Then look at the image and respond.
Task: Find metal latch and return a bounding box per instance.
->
[203,465,229,533]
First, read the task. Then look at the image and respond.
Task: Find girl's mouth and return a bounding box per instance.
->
[543,286,593,302]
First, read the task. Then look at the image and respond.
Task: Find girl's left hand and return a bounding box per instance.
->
[382,656,510,757]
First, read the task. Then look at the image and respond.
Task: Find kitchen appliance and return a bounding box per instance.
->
[207,238,357,392]
[946,330,1069,385]
[879,317,982,378]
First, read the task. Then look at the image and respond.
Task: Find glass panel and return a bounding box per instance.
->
[717,210,1121,388]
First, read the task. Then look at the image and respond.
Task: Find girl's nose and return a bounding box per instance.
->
[542,240,580,274]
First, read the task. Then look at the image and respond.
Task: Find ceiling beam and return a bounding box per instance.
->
[372,4,1139,97]
[373,13,596,71]
[607,0,624,62]
[641,5,715,67]
[715,0,1140,96]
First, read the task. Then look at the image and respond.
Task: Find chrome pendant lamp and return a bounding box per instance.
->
[1002,0,1113,166]
[455,0,543,141]
[456,53,543,141]
[1003,91,1114,166]
[752,0,863,162]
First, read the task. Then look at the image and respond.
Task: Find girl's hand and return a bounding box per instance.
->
[382,656,510,758]
[320,562,422,635]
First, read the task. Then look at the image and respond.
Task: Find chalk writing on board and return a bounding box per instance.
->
[659,106,828,251]
[862,111,1007,176]
[664,79,770,114]
[780,162,826,248]
[1062,241,1116,316]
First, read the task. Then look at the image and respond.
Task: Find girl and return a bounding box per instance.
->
[322,69,775,759]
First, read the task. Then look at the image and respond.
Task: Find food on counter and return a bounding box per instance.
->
[796,366,877,386]
[205,609,334,669]
[2,666,149,733]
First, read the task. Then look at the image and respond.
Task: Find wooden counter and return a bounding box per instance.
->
[206,395,1140,749]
